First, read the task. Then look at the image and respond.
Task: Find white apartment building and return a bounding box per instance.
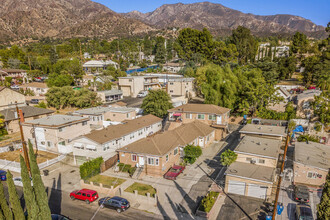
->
[71,114,162,165]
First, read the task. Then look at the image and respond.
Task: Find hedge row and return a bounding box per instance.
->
[80,157,104,179]
[118,163,136,176]
[199,191,220,213]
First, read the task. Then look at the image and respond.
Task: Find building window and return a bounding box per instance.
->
[307,172,317,179]
[138,130,143,136]
[174,148,178,155]
[166,154,169,162]
[47,141,52,147]
[129,79,132,82]
[155,158,159,166]
[170,82,174,85]
[59,128,64,132]
[197,114,205,120]
[148,157,154,165]
[170,90,173,93]
[258,159,265,164]
[208,115,216,121]
[103,147,107,151]
[130,133,135,139]
[186,113,192,119]
[82,121,87,126]
[113,114,116,116]
[127,113,130,118]
[246,157,252,162]
[132,155,137,162]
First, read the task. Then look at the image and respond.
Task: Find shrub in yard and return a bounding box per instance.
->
[122,164,131,172]
[79,157,104,179]
[220,149,237,166]
[297,134,320,143]
[184,145,202,164]
[128,167,136,177]
[199,191,220,213]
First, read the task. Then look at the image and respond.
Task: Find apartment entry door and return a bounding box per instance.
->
[139,156,145,167]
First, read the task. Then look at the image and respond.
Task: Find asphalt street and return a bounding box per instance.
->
[3,184,162,220]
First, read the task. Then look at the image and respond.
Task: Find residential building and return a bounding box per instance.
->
[82,60,119,74]
[22,115,91,154]
[224,136,282,200]
[162,62,185,73]
[19,82,49,96]
[118,76,161,97]
[167,77,195,98]
[168,104,231,140]
[0,106,54,134]
[239,124,286,140]
[275,87,291,102]
[96,90,123,103]
[117,120,215,177]
[73,106,136,125]
[71,115,162,165]
[0,86,26,111]
[293,141,330,188]
[144,73,183,84]
[295,90,322,118]
[0,69,28,83]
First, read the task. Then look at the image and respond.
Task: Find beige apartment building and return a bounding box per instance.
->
[239,124,287,140]
[117,120,215,177]
[294,141,330,188]
[225,136,282,200]
[168,104,231,140]
[0,106,54,133]
[22,115,91,154]
[118,76,161,97]
[73,106,136,125]
[167,78,195,98]
[96,89,123,103]
[20,82,49,96]
[0,86,26,110]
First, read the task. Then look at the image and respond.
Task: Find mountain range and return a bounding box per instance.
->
[0,0,326,42]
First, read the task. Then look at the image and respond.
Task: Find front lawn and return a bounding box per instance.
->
[88,175,126,188]
[124,182,156,197]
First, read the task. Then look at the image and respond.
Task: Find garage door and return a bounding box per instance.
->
[247,184,267,199]
[227,180,246,195]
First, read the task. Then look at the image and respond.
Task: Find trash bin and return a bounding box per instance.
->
[0,170,7,181]
[43,170,49,176]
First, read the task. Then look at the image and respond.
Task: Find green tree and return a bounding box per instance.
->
[0,179,12,220]
[46,72,74,87]
[46,86,75,109]
[35,101,47,109]
[20,154,39,219]
[154,37,166,64]
[220,149,237,166]
[313,91,330,126]
[70,88,101,108]
[183,145,202,164]
[141,90,173,118]
[291,32,309,55]
[28,143,52,219]
[6,171,25,220]
[0,114,6,136]
[317,171,330,220]
[276,56,297,79]
[230,26,258,64]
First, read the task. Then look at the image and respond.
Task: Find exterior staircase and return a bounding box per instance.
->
[132,166,144,179]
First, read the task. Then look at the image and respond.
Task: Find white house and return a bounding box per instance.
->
[71,114,162,165]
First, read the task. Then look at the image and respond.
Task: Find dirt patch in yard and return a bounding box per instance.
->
[0,149,59,164]
[88,175,126,188]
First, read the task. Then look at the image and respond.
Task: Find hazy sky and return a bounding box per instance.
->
[93,0,330,26]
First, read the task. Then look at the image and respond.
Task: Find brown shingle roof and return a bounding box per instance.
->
[20,82,48,89]
[117,120,215,156]
[83,114,162,144]
[168,104,230,115]
[0,106,54,121]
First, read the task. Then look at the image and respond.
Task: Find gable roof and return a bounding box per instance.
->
[20,82,48,89]
[117,120,215,156]
[74,106,135,116]
[239,124,286,137]
[168,104,230,115]
[294,141,330,170]
[81,114,162,144]
[0,106,54,121]
[234,136,281,158]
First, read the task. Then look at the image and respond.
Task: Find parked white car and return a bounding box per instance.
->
[137,90,148,98]
[13,177,33,187]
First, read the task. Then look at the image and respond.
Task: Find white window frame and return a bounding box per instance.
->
[155,158,159,166]
[208,114,216,121]
[197,114,205,120]
[307,171,317,179]
[186,113,192,119]
[132,154,137,162]
[147,157,154,165]
[258,159,265,164]
[166,154,169,162]
[174,148,178,155]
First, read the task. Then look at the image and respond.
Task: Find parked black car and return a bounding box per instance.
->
[30,99,39,104]
[51,214,70,220]
[294,185,310,203]
[295,204,313,220]
[98,196,130,213]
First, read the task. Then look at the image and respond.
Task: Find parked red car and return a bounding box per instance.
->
[70,189,98,204]
[164,165,185,180]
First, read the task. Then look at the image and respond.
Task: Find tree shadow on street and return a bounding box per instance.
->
[48,173,62,214]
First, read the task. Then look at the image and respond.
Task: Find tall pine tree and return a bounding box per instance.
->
[20,155,39,219]
[317,171,330,220]
[6,171,25,220]
[0,179,12,220]
[28,144,52,219]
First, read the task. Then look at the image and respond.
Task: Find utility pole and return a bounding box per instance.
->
[16,103,31,173]
[32,124,38,155]
[272,132,290,220]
